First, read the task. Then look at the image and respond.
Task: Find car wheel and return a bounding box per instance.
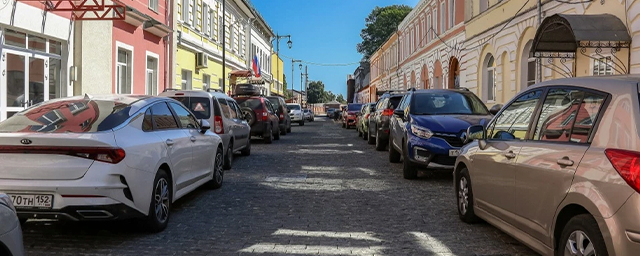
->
[280,126,287,135]
[362,131,368,140]
[300,120,305,126]
[264,126,273,144]
[143,169,171,232]
[206,148,224,189]
[274,126,281,140]
[358,127,363,137]
[242,108,256,127]
[402,141,417,179]
[557,214,608,256]
[342,122,346,128]
[457,167,480,223]
[222,143,233,170]
[375,130,386,151]
[240,139,251,156]
[389,136,401,163]
[287,124,292,133]
[367,128,375,145]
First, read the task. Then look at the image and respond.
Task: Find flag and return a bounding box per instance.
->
[252,55,261,77]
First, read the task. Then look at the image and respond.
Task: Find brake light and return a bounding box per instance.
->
[365,114,370,119]
[382,109,394,116]
[0,146,126,164]
[214,115,224,134]
[279,113,284,120]
[262,111,268,121]
[605,149,640,193]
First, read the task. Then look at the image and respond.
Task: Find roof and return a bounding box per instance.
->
[532,74,640,90]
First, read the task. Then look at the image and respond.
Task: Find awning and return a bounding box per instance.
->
[531,14,631,58]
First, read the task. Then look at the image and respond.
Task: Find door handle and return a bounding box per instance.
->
[165,139,174,146]
[504,151,517,159]
[190,136,196,142]
[557,157,574,167]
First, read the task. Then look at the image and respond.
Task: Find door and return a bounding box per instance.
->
[472,89,543,224]
[150,102,194,191]
[514,88,606,245]
[230,100,250,150]
[1,49,49,120]
[168,102,212,181]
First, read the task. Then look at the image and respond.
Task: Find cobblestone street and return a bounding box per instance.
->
[21,116,538,256]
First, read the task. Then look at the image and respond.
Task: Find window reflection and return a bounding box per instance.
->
[5,29,26,48]
[489,90,542,140]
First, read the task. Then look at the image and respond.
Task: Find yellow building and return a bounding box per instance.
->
[271,52,284,96]
[462,0,640,106]
[174,0,254,92]
[370,32,399,102]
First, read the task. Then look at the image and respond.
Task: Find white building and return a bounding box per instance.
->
[246,3,274,96]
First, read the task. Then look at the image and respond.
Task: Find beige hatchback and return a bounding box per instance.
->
[455,75,640,256]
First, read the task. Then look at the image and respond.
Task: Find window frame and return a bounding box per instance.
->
[168,102,200,130]
[115,41,134,94]
[146,51,159,95]
[487,88,545,141]
[148,0,158,13]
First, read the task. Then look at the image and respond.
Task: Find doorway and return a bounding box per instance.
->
[1,49,50,120]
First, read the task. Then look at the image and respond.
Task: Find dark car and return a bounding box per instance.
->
[266,96,292,135]
[388,88,494,179]
[234,95,281,144]
[368,90,406,150]
[357,103,376,139]
[342,103,363,129]
[326,108,336,118]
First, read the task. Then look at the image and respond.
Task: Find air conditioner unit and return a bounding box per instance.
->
[196,52,208,69]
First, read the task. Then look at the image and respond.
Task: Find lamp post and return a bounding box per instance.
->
[299,63,303,106]
[291,59,302,102]
[271,33,292,96]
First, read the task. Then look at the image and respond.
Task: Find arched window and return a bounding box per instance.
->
[520,40,536,91]
[484,54,496,101]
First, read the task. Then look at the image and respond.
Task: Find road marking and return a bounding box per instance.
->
[273,229,383,241]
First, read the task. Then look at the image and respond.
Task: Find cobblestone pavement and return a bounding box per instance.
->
[21,116,538,256]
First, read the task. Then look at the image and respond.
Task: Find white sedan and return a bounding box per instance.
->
[0,94,224,232]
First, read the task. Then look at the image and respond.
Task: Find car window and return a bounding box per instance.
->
[488,89,542,140]
[389,96,402,109]
[398,94,410,110]
[231,101,244,120]
[410,91,490,115]
[151,102,179,130]
[217,98,232,118]
[287,104,301,110]
[532,88,583,142]
[142,108,153,131]
[266,101,275,113]
[236,98,263,110]
[570,92,605,143]
[168,102,199,129]
[377,98,388,111]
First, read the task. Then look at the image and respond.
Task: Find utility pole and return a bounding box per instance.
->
[222,0,226,94]
[291,59,302,102]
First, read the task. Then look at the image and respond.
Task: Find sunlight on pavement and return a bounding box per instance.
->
[408,232,456,255]
[260,177,390,191]
[239,243,386,255]
[296,143,354,147]
[273,229,383,241]
[288,149,364,154]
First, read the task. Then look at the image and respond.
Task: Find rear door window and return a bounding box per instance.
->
[217,98,232,118]
[168,102,199,129]
[170,97,211,120]
[151,102,179,130]
[389,96,403,109]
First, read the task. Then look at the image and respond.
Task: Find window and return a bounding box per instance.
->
[142,109,153,131]
[230,101,244,119]
[411,91,489,115]
[449,0,455,28]
[203,4,209,35]
[117,48,132,94]
[427,14,431,42]
[192,0,197,28]
[485,55,496,101]
[210,7,217,40]
[440,2,445,33]
[181,69,192,89]
[148,0,158,12]
[169,102,199,129]
[203,74,210,90]
[217,98,232,118]
[171,97,211,119]
[593,56,613,76]
[151,103,179,130]
[181,0,189,23]
[488,89,542,140]
[480,0,489,12]
[569,92,604,143]
[146,56,158,95]
[433,9,437,35]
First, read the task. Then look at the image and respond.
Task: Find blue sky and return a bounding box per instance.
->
[251,0,419,98]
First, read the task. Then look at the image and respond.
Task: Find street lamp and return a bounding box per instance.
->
[272,33,292,96]
[291,59,302,102]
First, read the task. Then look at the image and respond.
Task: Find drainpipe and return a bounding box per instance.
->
[537,0,542,83]
[165,0,173,92]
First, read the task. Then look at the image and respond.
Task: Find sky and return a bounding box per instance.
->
[251,0,419,98]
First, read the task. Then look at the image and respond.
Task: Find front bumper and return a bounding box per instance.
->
[290,114,304,121]
[405,134,459,169]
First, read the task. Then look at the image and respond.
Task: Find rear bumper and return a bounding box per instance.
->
[601,193,640,255]
[251,121,268,135]
[16,203,142,221]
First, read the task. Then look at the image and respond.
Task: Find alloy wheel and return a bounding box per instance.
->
[458,177,469,215]
[154,178,170,223]
[565,230,596,256]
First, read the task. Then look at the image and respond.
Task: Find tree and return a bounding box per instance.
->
[324,91,336,102]
[357,5,412,59]
[282,74,293,98]
[336,94,346,104]
[307,80,326,104]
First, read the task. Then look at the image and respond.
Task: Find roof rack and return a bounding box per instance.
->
[206,88,224,93]
[163,88,179,92]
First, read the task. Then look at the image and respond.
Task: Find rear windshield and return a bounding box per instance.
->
[266,97,281,108]
[170,97,211,119]
[236,98,263,110]
[348,104,363,111]
[287,105,301,110]
[389,96,403,109]
[0,98,136,133]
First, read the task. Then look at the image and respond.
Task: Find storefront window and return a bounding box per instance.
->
[49,58,62,99]
[28,35,46,52]
[49,40,62,55]
[6,53,25,107]
[5,29,26,48]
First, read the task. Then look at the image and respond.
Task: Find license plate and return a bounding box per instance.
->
[9,194,54,209]
[449,149,461,157]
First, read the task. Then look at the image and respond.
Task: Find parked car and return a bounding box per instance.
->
[342,103,363,129]
[160,89,251,170]
[326,108,336,118]
[303,109,314,122]
[388,88,493,179]
[266,96,292,135]
[357,103,376,139]
[0,193,24,256]
[455,75,640,255]
[368,91,406,150]
[0,95,224,232]
[234,95,281,144]
[287,103,305,126]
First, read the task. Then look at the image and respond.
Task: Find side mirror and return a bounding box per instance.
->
[465,124,486,144]
[199,119,211,133]
[393,109,404,118]
[489,104,503,115]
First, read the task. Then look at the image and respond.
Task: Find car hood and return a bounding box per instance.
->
[410,114,492,133]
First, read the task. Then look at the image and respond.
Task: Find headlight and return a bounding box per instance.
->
[0,193,16,212]
[411,124,433,139]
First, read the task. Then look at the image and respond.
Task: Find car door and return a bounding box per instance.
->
[216,98,237,146]
[150,102,194,191]
[370,98,387,136]
[265,101,279,132]
[229,100,250,150]
[513,87,606,245]
[391,94,410,152]
[168,102,212,182]
[471,89,543,225]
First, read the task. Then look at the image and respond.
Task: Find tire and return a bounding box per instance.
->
[264,126,273,144]
[142,169,171,232]
[367,128,375,145]
[375,130,386,151]
[240,139,251,156]
[205,148,224,189]
[222,143,233,170]
[456,167,481,223]
[556,214,608,256]
[241,108,256,127]
[274,126,281,140]
[362,131,368,140]
[388,135,401,163]
[280,126,287,135]
[402,141,417,179]
[358,127,363,137]
[287,124,292,133]
[342,122,346,128]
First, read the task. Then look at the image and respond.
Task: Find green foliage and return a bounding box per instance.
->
[357,5,412,59]
[324,91,336,102]
[307,80,326,104]
[336,94,346,104]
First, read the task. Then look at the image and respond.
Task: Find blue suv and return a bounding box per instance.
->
[388,88,496,179]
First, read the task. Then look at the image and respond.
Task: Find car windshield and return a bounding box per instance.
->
[236,98,263,110]
[0,97,139,133]
[388,96,403,109]
[287,105,301,110]
[410,92,490,115]
[170,97,211,119]
[348,104,363,111]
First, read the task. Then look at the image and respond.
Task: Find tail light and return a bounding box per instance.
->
[382,109,394,116]
[214,115,224,134]
[605,149,640,193]
[365,114,370,119]
[0,146,126,164]
[279,113,284,120]
[262,111,268,121]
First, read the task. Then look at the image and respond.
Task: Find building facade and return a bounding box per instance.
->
[0,0,74,120]
[246,5,275,95]
[270,52,284,96]
[354,61,371,103]
[369,32,398,102]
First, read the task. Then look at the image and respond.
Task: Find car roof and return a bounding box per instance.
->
[532,74,640,92]
[159,89,235,101]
